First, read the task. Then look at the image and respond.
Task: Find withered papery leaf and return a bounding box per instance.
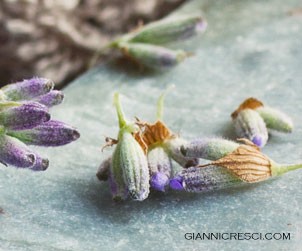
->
[134,120,174,153]
[231,97,264,119]
[199,139,272,183]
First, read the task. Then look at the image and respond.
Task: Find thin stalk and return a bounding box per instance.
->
[113,93,127,129]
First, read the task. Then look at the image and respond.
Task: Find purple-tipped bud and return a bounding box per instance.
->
[169,175,184,191]
[96,157,111,181]
[181,138,239,160]
[119,42,187,69]
[0,134,36,168]
[171,166,242,193]
[1,78,54,101]
[0,102,50,130]
[34,90,64,107]
[150,172,169,192]
[233,109,268,148]
[29,155,49,171]
[147,146,171,191]
[7,120,80,146]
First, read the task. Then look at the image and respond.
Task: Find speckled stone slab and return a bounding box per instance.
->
[1,0,302,250]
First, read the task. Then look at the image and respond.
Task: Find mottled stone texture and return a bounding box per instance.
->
[0,0,302,250]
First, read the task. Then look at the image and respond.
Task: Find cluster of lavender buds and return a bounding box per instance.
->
[97,92,197,201]
[104,15,207,69]
[98,93,302,201]
[0,77,80,171]
[231,97,293,148]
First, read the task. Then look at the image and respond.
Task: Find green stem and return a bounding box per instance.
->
[113,92,127,129]
[156,85,175,120]
[272,163,302,176]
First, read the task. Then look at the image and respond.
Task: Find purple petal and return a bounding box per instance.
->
[150,172,169,192]
[35,90,64,107]
[251,135,264,147]
[0,102,50,130]
[0,135,36,168]
[169,175,184,191]
[2,77,54,101]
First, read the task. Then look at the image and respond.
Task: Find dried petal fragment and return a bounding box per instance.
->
[231,97,264,119]
[134,119,174,152]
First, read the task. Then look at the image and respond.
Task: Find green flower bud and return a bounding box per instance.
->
[124,15,207,45]
[181,137,239,160]
[256,106,293,133]
[111,93,150,201]
[118,42,187,69]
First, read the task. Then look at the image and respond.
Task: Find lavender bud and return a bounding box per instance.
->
[7,120,80,146]
[148,146,172,192]
[117,131,150,201]
[1,78,54,101]
[96,157,111,181]
[232,109,268,148]
[119,42,187,69]
[0,134,36,168]
[29,155,49,171]
[256,107,293,133]
[126,15,207,45]
[0,102,50,130]
[34,90,64,107]
[170,166,242,193]
[164,137,199,168]
[181,138,239,160]
[110,143,129,201]
[111,93,150,201]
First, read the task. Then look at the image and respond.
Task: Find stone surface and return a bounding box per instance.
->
[1,0,302,250]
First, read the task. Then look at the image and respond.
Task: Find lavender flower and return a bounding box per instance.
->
[0,77,80,170]
[34,90,64,107]
[0,102,50,130]
[231,98,293,147]
[0,134,36,168]
[7,120,80,146]
[1,78,54,101]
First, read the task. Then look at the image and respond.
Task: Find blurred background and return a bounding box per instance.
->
[0,0,186,88]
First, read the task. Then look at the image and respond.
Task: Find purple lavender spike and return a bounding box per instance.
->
[0,102,50,130]
[0,134,36,168]
[35,90,64,107]
[1,78,54,101]
[29,155,49,171]
[7,120,80,146]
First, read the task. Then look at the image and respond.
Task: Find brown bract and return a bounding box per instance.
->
[231,97,264,119]
[199,139,272,183]
[134,119,174,153]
